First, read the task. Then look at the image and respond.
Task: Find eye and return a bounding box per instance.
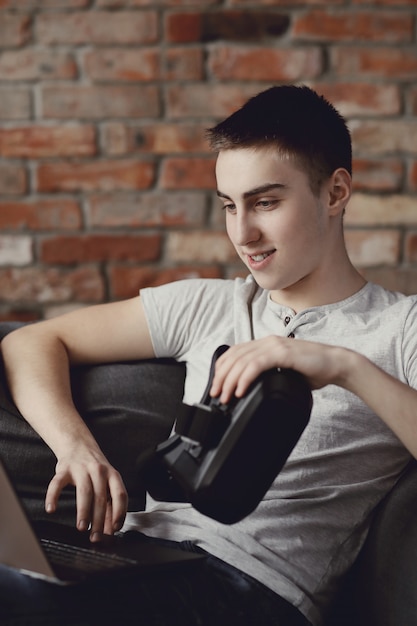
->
[255,198,277,210]
[222,202,236,214]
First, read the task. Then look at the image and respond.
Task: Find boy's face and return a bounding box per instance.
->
[215,146,336,305]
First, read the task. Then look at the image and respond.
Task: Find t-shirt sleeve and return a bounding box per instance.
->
[140,278,234,360]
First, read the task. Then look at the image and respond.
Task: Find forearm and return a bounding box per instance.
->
[211,336,417,460]
[1,326,100,458]
[1,324,128,538]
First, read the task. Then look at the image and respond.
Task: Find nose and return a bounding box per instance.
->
[229,211,260,247]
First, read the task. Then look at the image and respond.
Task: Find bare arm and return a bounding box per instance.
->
[1,296,155,541]
[210,336,417,460]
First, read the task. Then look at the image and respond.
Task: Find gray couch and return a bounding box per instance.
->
[0,322,415,626]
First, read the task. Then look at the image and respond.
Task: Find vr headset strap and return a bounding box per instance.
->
[175,344,230,449]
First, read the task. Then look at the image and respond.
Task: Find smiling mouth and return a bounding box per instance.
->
[248,251,274,262]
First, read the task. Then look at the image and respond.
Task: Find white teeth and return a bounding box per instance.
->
[251,253,270,262]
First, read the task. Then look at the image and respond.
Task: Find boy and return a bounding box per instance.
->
[2,85,417,626]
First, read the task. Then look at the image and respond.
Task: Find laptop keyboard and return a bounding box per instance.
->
[41,538,137,572]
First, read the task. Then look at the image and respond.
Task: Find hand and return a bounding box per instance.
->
[45,447,128,542]
[210,336,353,404]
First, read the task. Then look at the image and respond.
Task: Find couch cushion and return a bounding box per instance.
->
[353,460,417,626]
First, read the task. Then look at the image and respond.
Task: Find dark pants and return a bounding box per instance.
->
[0,538,310,626]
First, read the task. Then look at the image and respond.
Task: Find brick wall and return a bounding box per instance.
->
[0,0,416,320]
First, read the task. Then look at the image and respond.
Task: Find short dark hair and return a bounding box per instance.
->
[206,85,352,195]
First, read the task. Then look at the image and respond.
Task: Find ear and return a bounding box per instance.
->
[326,168,351,217]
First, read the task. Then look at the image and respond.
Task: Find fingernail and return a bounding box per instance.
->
[77,519,88,532]
[90,531,102,542]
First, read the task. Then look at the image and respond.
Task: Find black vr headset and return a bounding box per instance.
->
[137,346,313,524]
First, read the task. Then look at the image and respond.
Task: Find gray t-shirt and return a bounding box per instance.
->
[124,276,416,625]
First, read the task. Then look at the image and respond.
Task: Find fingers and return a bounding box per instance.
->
[210,337,343,403]
[76,465,128,542]
[88,471,127,540]
[45,460,128,543]
[210,338,283,404]
[104,473,128,535]
[210,346,253,403]
[45,473,66,515]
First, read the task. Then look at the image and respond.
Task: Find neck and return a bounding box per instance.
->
[269,258,366,314]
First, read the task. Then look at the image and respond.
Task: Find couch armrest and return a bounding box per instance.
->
[326,459,417,626]
[353,460,417,626]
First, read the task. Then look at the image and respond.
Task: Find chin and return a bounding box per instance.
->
[250,273,280,291]
[250,271,299,294]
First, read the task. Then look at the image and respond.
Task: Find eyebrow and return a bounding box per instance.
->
[217,183,287,201]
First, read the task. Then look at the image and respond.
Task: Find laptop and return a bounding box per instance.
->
[0,458,204,585]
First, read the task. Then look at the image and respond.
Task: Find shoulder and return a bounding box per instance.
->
[360,283,417,349]
[361,281,417,313]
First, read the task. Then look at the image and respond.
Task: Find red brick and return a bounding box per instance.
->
[229,0,343,4]
[350,120,417,155]
[37,11,158,45]
[0,125,96,158]
[410,87,417,115]
[0,49,77,81]
[405,232,417,262]
[208,46,322,81]
[0,266,104,303]
[40,234,162,265]
[0,14,30,47]
[0,0,414,319]
[293,10,413,42]
[345,229,401,266]
[160,157,216,189]
[84,48,160,82]
[166,84,256,118]
[41,85,160,119]
[352,158,403,192]
[166,10,289,43]
[409,161,417,191]
[332,46,417,80]
[163,48,204,81]
[166,230,236,263]
[102,122,209,155]
[0,0,87,6]
[97,0,218,4]
[0,309,39,323]
[165,12,203,43]
[0,163,27,195]
[88,191,207,227]
[0,199,82,231]
[110,264,222,299]
[353,0,417,5]
[0,87,31,120]
[101,123,130,156]
[312,82,401,116]
[37,160,155,192]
